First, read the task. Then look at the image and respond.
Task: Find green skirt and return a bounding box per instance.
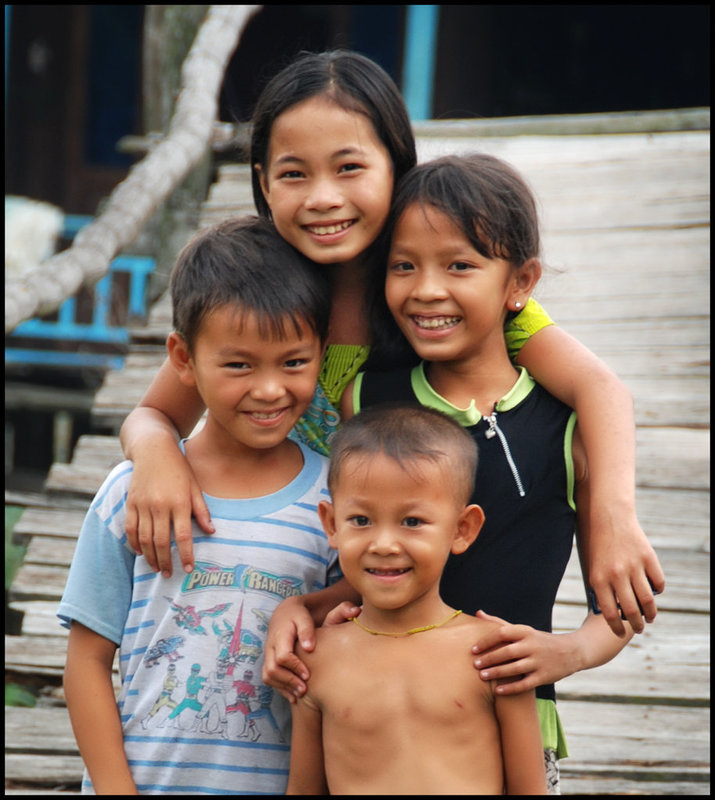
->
[537,698,569,759]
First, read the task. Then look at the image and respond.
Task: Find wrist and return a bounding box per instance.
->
[560,631,587,678]
[589,496,637,528]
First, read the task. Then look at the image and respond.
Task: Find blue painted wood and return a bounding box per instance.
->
[402,5,439,121]
[4,347,125,370]
[5,215,155,370]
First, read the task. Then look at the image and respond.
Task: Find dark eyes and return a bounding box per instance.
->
[402,517,423,528]
[389,261,414,272]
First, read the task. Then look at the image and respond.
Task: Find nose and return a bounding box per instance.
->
[249,371,287,403]
[305,175,344,212]
[410,268,448,302]
[367,526,401,555]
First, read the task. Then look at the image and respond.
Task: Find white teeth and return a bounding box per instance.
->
[413,316,461,329]
[307,221,352,235]
[251,410,282,420]
[368,568,409,575]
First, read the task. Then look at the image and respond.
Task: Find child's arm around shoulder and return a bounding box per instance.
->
[471,427,633,693]
[262,578,361,702]
[516,316,664,634]
[120,355,213,576]
[64,622,137,794]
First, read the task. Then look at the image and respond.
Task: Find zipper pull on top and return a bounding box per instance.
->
[482,405,526,497]
[484,406,498,439]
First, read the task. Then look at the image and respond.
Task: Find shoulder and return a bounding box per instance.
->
[507,297,554,335]
[85,460,134,529]
[300,621,361,667]
[295,442,331,496]
[450,612,501,639]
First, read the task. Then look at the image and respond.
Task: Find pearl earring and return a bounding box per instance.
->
[515,301,522,309]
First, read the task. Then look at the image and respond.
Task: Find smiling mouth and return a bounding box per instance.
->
[366,567,411,576]
[305,220,355,236]
[248,409,286,421]
[412,315,461,330]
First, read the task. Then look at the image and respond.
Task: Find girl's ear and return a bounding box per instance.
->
[452,504,485,555]
[254,164,270,205]
[509,257,542,313]
[318,500,339,550]
[167,331,197,387]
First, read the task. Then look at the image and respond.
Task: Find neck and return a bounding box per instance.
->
[352,608,462,638]
[184,424,304,498]
[355,593,459,638]
[426,351,520,415]
[327,260,371,345]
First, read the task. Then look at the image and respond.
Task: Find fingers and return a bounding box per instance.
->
[167,485,213,574]
[473,609,504,624]
[587,526,666,635]
[262,655,309,702]
[590,570,664,635]
[171,518,195,576]
[324,602,361,627]
[144,509,176,578]
[191,484,215,536]
[472,613,524,655]
[263,640,310,700]
[136,511,160,574]
[294,617,317,652]
[647,557,666,596]
[493,674,535,696]
[125,504,140,556]
[477,656,538,694]
[591,584,629,636]
[617,586,648,633]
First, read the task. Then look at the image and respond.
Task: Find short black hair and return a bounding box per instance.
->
[328,403,478,505]
[170,216,330,351]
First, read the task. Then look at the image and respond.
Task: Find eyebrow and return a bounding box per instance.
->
[215,341,317,359]
[272,147,367,167]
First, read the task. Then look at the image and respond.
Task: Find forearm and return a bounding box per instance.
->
[573,370,637,515]
[119,357,206,458]
[64,627,137,794]
[120,405,182,461]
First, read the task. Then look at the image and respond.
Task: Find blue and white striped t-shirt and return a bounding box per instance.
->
[58,441,340,795]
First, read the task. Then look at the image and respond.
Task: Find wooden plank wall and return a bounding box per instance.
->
[6,115,710,794]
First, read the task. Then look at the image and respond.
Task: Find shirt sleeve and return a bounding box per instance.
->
[504,297,555,363]
[57,465,136,645]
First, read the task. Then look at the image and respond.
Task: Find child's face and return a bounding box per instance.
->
[320,452,480,614]
[186,306,323,452]
[385,203,518,366]
[257,96,394,269]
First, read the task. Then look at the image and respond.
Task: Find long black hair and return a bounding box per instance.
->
[250,49,417,219]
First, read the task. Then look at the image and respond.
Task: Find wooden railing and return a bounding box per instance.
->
[6,216,155,371]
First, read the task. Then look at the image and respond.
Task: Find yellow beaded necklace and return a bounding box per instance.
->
[350,609,463,638]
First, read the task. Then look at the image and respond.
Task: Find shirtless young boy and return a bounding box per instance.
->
[286,404,547,795]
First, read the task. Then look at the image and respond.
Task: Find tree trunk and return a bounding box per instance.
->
[142,5,212,300]
[5,5,262,333]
